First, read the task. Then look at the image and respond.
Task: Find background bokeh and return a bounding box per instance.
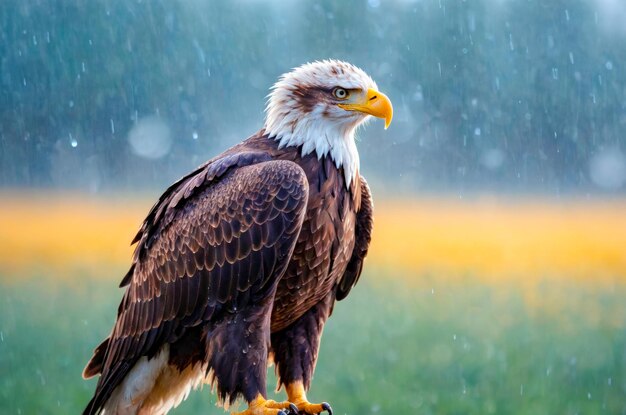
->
[3,0,626,193]
[1,1,626,414]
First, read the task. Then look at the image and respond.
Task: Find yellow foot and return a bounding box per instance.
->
[285,381,333,415]
[232,395,298,415]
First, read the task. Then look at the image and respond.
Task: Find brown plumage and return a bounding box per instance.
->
[83,60,391,415]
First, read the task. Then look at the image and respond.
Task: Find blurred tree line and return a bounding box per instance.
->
[1,0,625,194]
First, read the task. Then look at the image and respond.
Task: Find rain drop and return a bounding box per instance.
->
[37,369,46,386]
[413,87,423,102]
[192,131,199,140]
[552,68,559,80]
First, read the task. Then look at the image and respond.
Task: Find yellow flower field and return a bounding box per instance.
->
[370,197,626,282]
[1,192,625,284]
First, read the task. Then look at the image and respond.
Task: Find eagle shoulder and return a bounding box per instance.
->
[120,148,273,287]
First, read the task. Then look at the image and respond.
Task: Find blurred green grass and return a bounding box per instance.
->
[1,269,625,415]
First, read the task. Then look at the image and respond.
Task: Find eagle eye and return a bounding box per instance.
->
[332,87,349,100]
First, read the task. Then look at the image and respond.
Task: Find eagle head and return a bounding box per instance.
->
[264,60,393,186]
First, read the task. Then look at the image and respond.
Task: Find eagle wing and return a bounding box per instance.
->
[336,176,373,301]
[83,153,308,414]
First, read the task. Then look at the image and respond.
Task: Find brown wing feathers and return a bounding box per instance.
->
[83,157,308,415]
[82,338,109,379]
[336,176,373,301]
[119,150,273,288]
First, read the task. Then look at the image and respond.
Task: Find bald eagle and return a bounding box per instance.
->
[83,60,393,415]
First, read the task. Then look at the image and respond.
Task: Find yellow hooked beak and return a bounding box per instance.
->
[338,88,393,129]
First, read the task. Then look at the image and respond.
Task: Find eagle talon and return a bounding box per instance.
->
[232,396,296,415]
[288,403,300,414]
[285,381,333,415]
[291,401,332,415]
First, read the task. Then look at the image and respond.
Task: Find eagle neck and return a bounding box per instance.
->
[264,124,360,189]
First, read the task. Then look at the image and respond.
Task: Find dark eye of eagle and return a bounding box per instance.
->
[332,87,349,100]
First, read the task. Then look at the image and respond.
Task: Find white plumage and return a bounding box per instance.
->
[265,60,378,187]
